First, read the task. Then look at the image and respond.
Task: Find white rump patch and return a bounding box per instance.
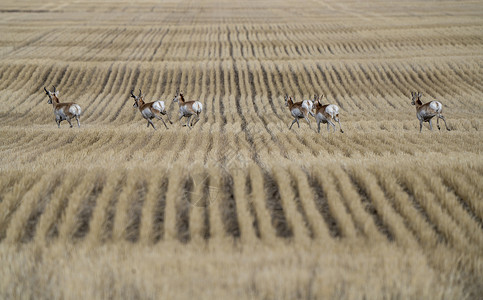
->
[325,104,339,118]
[429,101,442,113]
[302,100,313,111]
[153,101,166,113]
[69,104,81,116]
[193,101,203,113]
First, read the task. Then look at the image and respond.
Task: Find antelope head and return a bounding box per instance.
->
[284,94,294,107]
[173,88,180,103]
[314,99,322,110]
[313,94,323,102]
[410,91,422,106]
[44,85,59,104]
[314,94,321,105]
[131,89,144,108]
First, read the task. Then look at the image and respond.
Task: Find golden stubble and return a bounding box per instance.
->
[0,0,482,298]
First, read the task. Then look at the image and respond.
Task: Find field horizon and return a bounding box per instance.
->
[0,0,482,299]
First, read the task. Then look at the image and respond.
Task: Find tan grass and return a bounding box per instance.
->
[0,0,482,298]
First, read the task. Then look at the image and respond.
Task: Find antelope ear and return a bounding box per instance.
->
[55,91,60,97]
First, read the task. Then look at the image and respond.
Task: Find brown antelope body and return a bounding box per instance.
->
[43,86,82,128]
[284,94,311,129]
[410,91,450,132]
[173,89,203,129]
[313,95,343,133]
[130,89,171,130]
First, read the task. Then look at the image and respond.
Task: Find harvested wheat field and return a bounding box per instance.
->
[0,0,482,298]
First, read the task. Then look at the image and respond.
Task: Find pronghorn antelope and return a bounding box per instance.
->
[411,91,450,132]
[43,86,82,128]
[313,95,344,133]
[284,94,311,129]
[172,88,203,129]
[130,89,172,130]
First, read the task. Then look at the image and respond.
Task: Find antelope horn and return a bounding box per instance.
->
[138,89,142,98]
[130,89,137,98]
